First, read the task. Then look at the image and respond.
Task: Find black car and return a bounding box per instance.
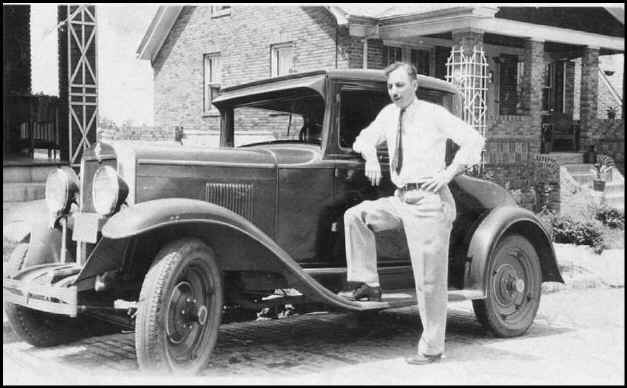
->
[3,69,563,374]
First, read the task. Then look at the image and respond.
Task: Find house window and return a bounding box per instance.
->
[385,45,434,76]
[270,43,295,77]
[498,54,525,115]
[203,53,221,115]
[542,61,567,114]
[211,5,231,17]
[410,48,431,76]
[385,46,403,65]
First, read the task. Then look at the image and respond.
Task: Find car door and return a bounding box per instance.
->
[330,83,411,267]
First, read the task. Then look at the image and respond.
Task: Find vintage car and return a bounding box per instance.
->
[3,69,563,374]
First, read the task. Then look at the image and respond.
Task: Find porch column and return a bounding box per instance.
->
[522,39,545,155]
[579,46,600,149]
[451,28,484,55]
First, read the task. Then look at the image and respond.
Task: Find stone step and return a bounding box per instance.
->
[3,165,61,183]
[563,163,596,173]
[570,174,595,186]
[3,182,46,202]
[604,182,625,195]
[547,152,584,165]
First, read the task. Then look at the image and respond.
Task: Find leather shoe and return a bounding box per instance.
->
[349,283,382,302]
[405,353,443,365]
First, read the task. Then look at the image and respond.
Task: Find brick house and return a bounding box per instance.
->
[136,5,625,210]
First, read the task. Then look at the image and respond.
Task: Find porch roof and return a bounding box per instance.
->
[330,5,624,53]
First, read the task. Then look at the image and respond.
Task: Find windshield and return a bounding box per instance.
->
[229,89,325,147]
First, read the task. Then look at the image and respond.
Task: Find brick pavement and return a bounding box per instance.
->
[3,304,484,379]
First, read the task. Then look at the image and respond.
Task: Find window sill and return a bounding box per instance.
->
[202,111,221,118]
[211,10,231,18]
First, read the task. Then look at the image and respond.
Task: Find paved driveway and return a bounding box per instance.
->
[3,288,624,385]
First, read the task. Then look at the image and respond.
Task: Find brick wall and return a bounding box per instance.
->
[153,6,342,132]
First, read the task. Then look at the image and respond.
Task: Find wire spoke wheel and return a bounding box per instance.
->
[473,234,542,337]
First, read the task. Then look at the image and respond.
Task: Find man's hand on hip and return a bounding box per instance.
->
[420,163,466,193]
[364,158,382,186]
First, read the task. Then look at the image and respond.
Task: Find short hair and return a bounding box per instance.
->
[383,61,418,81]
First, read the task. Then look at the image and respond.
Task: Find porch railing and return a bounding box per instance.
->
[6,94,61,159]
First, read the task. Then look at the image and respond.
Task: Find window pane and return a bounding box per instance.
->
[277,46,293,76]
[211,56,221,83]
[204,54,220,112]
[339,89,390,148]
[499,54,521,115]
[386,46,402,65]
[411,49,430,75]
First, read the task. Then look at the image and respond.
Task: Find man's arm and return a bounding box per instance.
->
[353,107,388,186]
[421,105,485,193]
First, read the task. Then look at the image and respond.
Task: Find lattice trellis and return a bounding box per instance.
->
[66,5,98,165]
[445,45,488,172]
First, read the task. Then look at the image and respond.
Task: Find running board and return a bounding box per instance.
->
[342,288,486,310]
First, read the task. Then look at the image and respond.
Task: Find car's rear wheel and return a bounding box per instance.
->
[135,238,223,374]
[4,243,120,347]
[472,234,542,337]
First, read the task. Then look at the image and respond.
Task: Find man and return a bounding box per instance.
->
[341,62,485,365]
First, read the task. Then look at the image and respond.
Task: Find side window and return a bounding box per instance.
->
[339,89,389,149]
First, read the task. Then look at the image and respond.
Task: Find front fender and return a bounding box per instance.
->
[3,199,47,243]
[465,206,564,294]
[99,198,380,311]
[3,199,73,267]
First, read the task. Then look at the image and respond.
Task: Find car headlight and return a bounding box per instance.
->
[92,165,129,216]
[45,167,79,214]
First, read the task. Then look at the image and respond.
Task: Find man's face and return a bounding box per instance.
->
[387,67,418,109]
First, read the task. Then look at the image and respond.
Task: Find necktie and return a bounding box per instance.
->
[392,107,406,175]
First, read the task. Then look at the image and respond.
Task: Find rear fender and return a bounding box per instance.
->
[465,206,564,294]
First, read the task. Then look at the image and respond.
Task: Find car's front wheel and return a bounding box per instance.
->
[135,238,223,374]
[472,234,542,337]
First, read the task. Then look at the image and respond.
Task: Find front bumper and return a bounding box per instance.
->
[3,264,80,317]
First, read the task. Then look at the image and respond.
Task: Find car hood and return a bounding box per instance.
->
[108,141,278,167]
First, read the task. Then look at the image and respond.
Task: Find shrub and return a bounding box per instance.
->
[549,215,605,253]
[594,206,625,229]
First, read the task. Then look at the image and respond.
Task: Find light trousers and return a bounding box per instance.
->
[344,186,456,356]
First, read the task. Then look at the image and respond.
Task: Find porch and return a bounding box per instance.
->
[342,6,623,159]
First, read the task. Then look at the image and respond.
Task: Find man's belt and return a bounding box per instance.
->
[399,182,426,192]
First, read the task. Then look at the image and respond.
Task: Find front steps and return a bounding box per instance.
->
[551,152,624,211]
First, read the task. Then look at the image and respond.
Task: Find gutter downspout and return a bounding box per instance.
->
[363,25,380,70]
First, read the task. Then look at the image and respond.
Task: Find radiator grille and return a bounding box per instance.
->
[205,183,254,220]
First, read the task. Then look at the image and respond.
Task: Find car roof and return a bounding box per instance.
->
[213,69,459,106]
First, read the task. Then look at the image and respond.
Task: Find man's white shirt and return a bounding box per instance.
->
[353,97,486,188]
